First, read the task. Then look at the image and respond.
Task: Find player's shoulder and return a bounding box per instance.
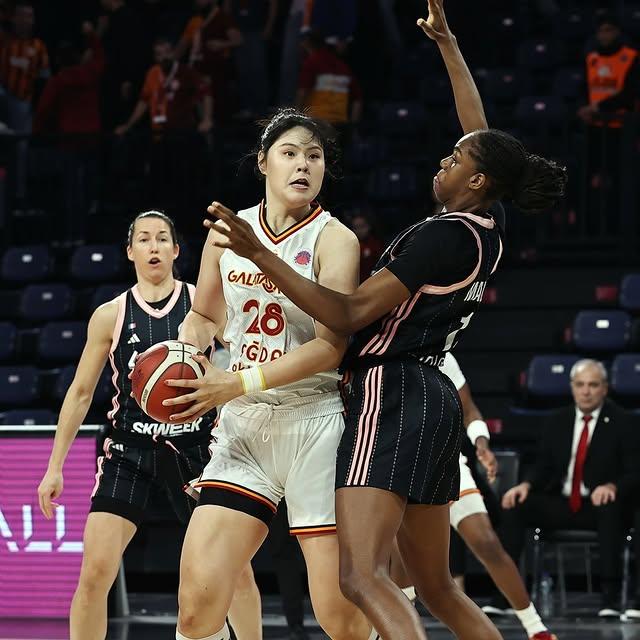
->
[90,297,121,334]
[319,217,359,248]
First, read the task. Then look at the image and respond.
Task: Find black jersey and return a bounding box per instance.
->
[344,207,504,369]
[107,280,214,438]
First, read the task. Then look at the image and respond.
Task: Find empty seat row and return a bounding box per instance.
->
[0,365,113,407]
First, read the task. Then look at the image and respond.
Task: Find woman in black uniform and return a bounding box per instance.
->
[198,1,567,638]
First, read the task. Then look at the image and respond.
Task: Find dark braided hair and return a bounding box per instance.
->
[254,107,340,179]
[467,129,568,214]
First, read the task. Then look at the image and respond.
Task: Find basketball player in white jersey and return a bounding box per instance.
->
[36,211,261,640]
[390,353,557,640]
[164,108,375,640]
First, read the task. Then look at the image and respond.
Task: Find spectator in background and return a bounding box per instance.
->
[296,31,362,124]
[227,0,277,119]
[350,212,383,283]
[493,359,640,619]
[176,0,242,122]
[115,37,212,220]
[97,0,149,130]
[577,11,638,128]
[278,0,313,105]
[0,1,49,201]
[33,21,105,243]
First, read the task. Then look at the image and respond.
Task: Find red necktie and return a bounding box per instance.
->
[569,414,592,513]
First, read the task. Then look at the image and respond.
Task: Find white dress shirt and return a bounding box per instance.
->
[561,405,602,497]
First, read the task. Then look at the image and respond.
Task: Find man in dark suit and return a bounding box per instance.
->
[488,359,638,618]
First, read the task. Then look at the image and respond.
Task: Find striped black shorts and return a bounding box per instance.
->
[336,360,462,504]
[90,430,211,526]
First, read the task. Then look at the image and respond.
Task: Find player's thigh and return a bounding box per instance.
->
[179,504,268,603]
[78,512,137,588]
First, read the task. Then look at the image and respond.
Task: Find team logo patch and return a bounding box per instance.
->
[294,250,311,266]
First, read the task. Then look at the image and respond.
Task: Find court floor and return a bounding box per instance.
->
[3,595,640,639]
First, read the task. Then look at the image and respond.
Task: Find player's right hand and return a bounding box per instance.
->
[37,470,63,520]
[501,482,530,509]
[417,0,454,43]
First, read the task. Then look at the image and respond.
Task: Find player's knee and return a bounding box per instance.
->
[338,564,376,607]
[416,573,456,608]
[178,587,225,636]
[313,593,362,640]
[76,556,119,597]
[234,564,257,597]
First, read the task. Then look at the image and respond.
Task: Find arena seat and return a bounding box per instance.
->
[515,95,567,128]
[1,244,53,283]
[70,244,124,282]
[90,283,128,312]
[20,284,74,321]
[619,273,640,311]
[37,321,87,363]
[483,68,531,104]
[525,355,581,396]
[0,408,57,425]
[572,310,631,351]
[52,365,76,402]
[0,322,18,361]
[610,354,640,397]
[0,365,40,405]
[347,136,389,172]
[552,67,585,102]
[376,102,428,135]
[367,166,419,202]
[517,38,563,71]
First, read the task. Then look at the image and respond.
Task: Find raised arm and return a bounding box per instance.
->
[417,0,487,134]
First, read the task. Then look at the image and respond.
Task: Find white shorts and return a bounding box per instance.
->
[195,393,343,535]
[449,457,487,530]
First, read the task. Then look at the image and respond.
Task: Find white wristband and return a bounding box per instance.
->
[467,419,490,445]
[236,367,266,394]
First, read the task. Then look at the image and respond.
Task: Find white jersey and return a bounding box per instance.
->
[220,202,340,404]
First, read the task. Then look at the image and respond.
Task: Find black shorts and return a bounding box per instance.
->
[336,360,462,504]
[90,430,211,526]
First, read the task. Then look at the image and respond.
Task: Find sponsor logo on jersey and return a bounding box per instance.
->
[127,333,141,345]
[294,250,311,266]
[228,270,281,294]
[131,417,204,436]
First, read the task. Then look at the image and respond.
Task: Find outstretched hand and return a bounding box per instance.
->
[204,201,267,262]
[417,0,454,43]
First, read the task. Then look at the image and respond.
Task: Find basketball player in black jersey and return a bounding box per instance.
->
[205,1,568,638]
[36,211,260,640]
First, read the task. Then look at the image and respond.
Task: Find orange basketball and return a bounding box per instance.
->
[130,340,205,424]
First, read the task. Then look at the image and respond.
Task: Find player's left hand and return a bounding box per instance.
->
[163,355,243,422]
[417,0,454,43]
[205,201,267,262]
[476,443,498,483]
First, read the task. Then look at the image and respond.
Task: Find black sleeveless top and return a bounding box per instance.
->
[106,280,215,438]
[343,205,504,369]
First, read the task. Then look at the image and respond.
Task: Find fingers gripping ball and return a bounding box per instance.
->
[131,340,204,424]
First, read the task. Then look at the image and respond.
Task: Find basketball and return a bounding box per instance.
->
[130,340,205,424]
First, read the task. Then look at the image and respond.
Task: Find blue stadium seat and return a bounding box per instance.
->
[347,136,389,172]
[90,283,127,312]
[552,67,585,102]
[620,274,640,311]
[517,39,562,71]
[0,366,40,405]
[419,75,453,107]
[367,166,419,202]
[377,102,428,135]
[70,244,123,282]
[611,354,640,396]
[53,365,76,402]
[0,322,17,361]
[623,6,640,37]
[20,284,73,321]
[1,244,52,283]
[484,69,530,104]
[515,96,567,128]
[572,310,631,351]
[1,408,57,425]
[526,355,581,396]
[553,10,591,41]
[37,321,87,362]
